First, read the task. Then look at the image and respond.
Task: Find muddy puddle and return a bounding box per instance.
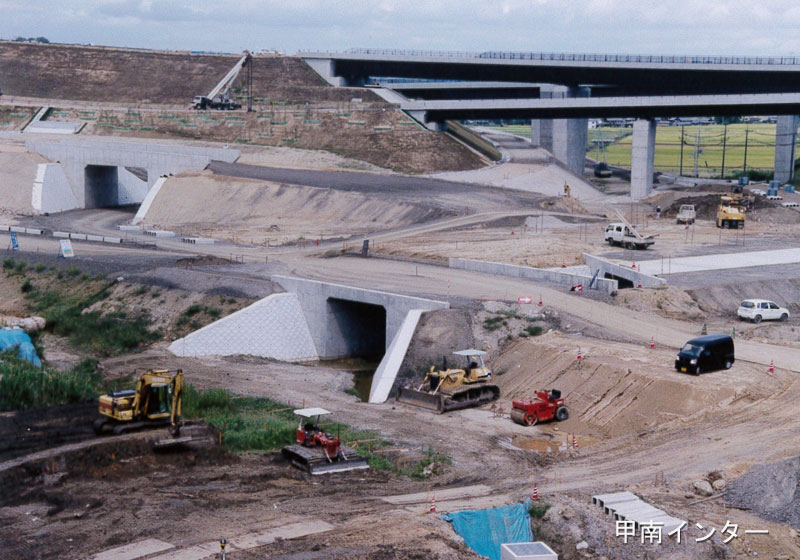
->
[321,357,380,402]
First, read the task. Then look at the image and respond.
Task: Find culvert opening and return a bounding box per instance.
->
[605,273,634,289]
[84,165,119,208]
[326,298,387,401]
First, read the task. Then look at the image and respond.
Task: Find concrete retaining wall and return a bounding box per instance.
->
[449,258,618,293]
[168,293,318,362]
[132,177,166,225]
[272,275,449,359]
[583,253,665,288]
[118,167,149,205]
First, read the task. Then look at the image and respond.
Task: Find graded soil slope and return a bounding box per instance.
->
[141,171,455,244]
[0,42,368,105]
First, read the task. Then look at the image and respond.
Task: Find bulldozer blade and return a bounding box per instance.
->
[282,444,369,475]
[395,386,444,412]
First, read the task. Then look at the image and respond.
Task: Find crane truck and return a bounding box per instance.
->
[192,52,252,110]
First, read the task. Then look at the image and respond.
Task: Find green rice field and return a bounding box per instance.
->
[489,123,798,178]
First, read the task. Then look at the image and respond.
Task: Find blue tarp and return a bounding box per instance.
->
[443,500,532,560]
[0,328,42,367]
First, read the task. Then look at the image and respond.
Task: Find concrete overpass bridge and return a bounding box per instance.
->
[302,49,800,198]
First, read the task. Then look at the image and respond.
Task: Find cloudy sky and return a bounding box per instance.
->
[3,0,800,56]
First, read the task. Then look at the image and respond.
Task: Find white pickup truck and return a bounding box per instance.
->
[676,204,696,224]
[604,222,655,250]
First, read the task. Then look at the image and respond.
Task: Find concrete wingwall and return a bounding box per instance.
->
[583,253,665,288]
[449,258,618,293]
[32,163,80,214]
[271,275,449,359]
[168,293,318,362]
[25,139,240,210]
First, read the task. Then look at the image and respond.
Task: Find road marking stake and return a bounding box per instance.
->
[531,483,539,501]
[428,495,437,514]
[649,336,655,349]
[769,360,775,373]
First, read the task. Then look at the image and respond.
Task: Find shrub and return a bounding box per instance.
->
[2,257,14,271]
[206,306,221,319]
[35,263,46,273]
[20,279,33,293]
[529,502,551,518]
[65,266,80,278]
[523,325,544,337]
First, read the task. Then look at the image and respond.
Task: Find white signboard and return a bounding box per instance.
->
[59,239,75,258]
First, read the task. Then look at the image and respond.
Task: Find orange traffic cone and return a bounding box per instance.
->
[531,483,539,501]
[769,360,775,373]
[650,336,655,349]
[428,496,437,514]
[573,434,578,449]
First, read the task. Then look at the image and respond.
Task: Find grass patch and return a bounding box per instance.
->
[483,316,507,331]
[26,282,160,356]
[529,502,551,518]
[0,352,101,411]
[522,325,544,337]
[182,386,449,475]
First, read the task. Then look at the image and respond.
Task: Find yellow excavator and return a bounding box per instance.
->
[396,350,500,413]
[94,369,185,439]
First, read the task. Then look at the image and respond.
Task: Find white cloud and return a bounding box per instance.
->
[2,0,800,54]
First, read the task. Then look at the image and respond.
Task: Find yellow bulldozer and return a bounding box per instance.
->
[396,350,500,413]
[716,195,745,229]
[94,369,185,438]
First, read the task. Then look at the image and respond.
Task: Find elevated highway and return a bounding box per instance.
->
[303,49,800,198]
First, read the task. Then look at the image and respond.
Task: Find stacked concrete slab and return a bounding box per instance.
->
[592,492,685,534]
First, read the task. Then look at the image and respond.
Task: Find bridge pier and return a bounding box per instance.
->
[631,119,657,200]
[774,115,799,183]
[531,86,588,176]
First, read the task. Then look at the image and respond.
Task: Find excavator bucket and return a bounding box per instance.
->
[153,422,218,451]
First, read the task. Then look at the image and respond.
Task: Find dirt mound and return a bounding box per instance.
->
[617,285,704,320]
[492,334,741,439]
[725,456,800,529]
[687,277,800,316]
[664,193,776,220]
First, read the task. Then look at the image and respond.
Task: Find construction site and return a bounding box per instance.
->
[4,40,800,560]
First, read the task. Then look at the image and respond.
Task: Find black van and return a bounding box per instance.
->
[674,334,735,375]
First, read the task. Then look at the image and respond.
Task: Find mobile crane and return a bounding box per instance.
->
[192,51,252,111]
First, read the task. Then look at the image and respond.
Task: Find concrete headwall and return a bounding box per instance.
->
[32,163,80,214]
[583,253,665,288]
[168,293,318,362]
[26,138,240,210]
[271,275,449,359]
[449,258,618,293]
[118,167,149,205]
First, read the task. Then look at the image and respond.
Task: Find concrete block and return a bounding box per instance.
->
[118,225,141,231]
[0,225,9,232]
[24,228,43,235]
[53,231,70,238]
[69,233,87,241]
[181,237,214,245]
[144,229,175,238]
[9,226,26,233]
[86,234,104,242]
[103,236,122,244]
[370,309,423,403]
[169,293,318,362]
[592,491,639,508]
[90,538,174,560]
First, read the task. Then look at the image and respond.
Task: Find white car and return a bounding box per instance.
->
[737,299,790,323]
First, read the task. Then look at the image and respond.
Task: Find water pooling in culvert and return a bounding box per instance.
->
[323,358,380,402]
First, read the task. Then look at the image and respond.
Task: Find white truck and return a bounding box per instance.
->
[676,204,696,224]
[604,222,655,250]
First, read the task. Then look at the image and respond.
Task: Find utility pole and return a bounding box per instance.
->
[743,127,749,176]
[679,125,685,176]
[693,127,701,178]
[721,124,727,179]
